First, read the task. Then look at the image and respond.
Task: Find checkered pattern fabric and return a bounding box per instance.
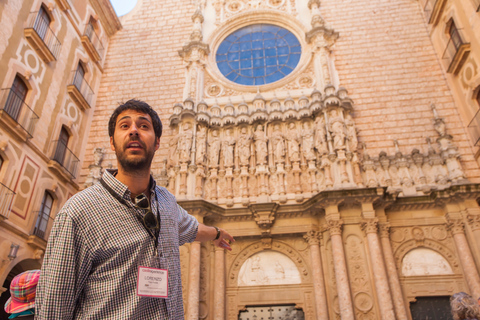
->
[36,170,199,319]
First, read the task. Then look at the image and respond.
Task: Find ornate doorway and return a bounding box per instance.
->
[238,305,305,320]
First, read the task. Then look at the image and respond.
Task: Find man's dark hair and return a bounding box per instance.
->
[108,99,163,139]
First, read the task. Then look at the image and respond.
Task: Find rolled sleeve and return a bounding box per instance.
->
[177,204,199,246]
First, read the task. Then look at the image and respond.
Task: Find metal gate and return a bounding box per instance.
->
[238,305,304,320]
[410,296,453,320]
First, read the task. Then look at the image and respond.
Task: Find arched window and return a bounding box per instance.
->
[35,5,52,40]
[33,191,54,239]
[53,127,70,166]
[448,21,462,50]
[5,75,28,121]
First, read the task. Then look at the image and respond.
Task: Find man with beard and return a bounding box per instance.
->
[36,100,234,320]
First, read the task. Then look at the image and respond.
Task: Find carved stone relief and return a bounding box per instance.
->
[401,248,454,276]
[238,251,301,286]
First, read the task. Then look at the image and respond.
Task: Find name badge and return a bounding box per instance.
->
[137,266,168,298]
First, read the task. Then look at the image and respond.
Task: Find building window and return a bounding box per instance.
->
[73,63,86,92]
[35,5,52,40]
[449,22,462,51]
[4,76,28,121]
[33,191,53,239]
[476,87,480,107]
[53,127,69,166]
[216,24,301,86]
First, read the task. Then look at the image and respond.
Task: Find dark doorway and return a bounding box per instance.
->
[410,296,453,320]
[238,305,304,320]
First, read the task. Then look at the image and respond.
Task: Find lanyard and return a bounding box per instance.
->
[99,178,161,250]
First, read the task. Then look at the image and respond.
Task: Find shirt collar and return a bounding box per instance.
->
[103,169,157,202]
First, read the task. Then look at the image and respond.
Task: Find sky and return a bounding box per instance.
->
[110,0,137,16]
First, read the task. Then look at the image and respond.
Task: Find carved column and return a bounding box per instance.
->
[379,224,409,320]
[186,211,203,320]
[361,219,396,319]
[304,230,329,320]
[467,212,480,266]
[213,246,225,320]
[446,217,480,298]
[326,218,354,319]
[186,241,201,320]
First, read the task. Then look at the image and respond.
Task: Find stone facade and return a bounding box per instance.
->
[1,0,480,319]
[0,0,120,316]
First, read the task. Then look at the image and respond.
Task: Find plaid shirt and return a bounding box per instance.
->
[36,170,199,319]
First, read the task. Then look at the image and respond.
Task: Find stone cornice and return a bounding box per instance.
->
[89,0,122,36]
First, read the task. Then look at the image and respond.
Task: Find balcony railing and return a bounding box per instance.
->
[49,140,80,178]
[83,23,104,61]
[468,109,480,147]
[0,88,39,139]
[0,182,15,219]
[32,211,54,240]
[442,37,471,74]
[67,70,95,109]
[25,11,61,61]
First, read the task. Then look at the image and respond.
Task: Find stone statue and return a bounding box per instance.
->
[314,116,328,155]
[93,147,105,166]
[178,122,193,163]
[271,124,285,164]
[167,126,180,168]
[301,122,316,161]
[195,125,207,166]
[285,122,301,162]
[329,109,346,151]
[253,125,268,165]
[345,114,358,152]
[237,127,252,166]
[208,129,221,167]
[222,128,236,167]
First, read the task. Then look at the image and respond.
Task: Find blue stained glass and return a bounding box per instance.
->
[264,39,276,48]
[230,43,240,52]
[216,24,301,85]
[240,51,252,59]
[253,58,265,68]
[277,46,289,55]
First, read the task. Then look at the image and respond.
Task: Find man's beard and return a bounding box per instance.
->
[114,138,155,173]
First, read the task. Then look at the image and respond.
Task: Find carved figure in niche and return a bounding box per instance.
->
[207,84,221,96]
[177,123,193,163]
[345,114,358,152]
[285,122,301,162]
[271,124,285,164]
[208,129,221,167]
[275,261,285,279]
[195,125,207,166]
[93,147,105,166]
[222,128,236,167]
[237,127,252,166]
[329,109,346,150]
[434,118,446,137]
[250,255,267,284]
[167,126,180,168]
[253,125,268,165]
[314,116,328,155]
[301,122,315,161]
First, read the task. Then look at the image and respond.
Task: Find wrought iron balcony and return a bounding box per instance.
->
[0,182,15,220]
[442,37,471,74]
[48,140,80,179]
[24,11,61,62]
[81,23,104,62]
[468,109,480,147]
[0,88,39,139]
[67,70,95,110]
[32,211,54,240]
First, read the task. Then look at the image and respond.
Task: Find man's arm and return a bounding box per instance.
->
[195,224,235,251]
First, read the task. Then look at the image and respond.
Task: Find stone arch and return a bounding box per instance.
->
[393,239,462,275]
[227,240,310,287]
[401,247,454,276]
